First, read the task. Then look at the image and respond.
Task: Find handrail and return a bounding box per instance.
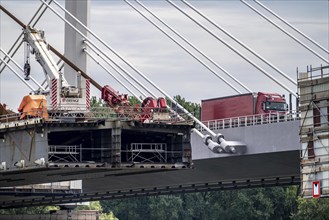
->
[198,111,300,131]
[0,106,192,127]
[298,65,329,82]
[130,143,167,151]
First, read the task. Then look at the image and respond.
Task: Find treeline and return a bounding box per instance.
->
[100,186,329,220]
[2,186,329,219]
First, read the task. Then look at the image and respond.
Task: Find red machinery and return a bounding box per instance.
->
[101,86,167,122]
[101,85,129,107]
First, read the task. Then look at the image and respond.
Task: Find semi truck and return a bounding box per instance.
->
[201,92,287,121]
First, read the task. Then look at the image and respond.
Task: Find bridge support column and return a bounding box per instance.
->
[64,0,90,86]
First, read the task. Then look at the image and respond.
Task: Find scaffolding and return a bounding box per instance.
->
[298,65,329,198]
[48,145,82,163]
[127,143,168,163]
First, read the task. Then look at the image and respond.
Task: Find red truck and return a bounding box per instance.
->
[201,92,287,121]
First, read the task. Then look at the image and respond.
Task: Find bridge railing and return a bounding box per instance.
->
[197,111,300,131]
[297,65,329,82]
[127,143,168,163]
[0,106,192,128]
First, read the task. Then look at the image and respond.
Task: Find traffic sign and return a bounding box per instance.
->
[312,181,321,198]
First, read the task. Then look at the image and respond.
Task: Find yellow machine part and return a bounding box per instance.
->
[18,95,48,119]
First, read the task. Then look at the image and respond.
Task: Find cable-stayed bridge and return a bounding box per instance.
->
[0,0,328,208]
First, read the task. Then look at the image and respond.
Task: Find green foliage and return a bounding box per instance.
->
[100,187,304,220]
[101,196,185,220]
[3,187,329,219]
[128,96,142,107]
[148,195,183,220]
[100,211,118,220]
[74,201,118,220]
[291,196,329,220]
[167,95,201,119]
[102,197,151,220]
[89,201,103,211]
[76,201,103,211]
[90,96,104,107]
[79,201,120,220]
[0,206,59,215]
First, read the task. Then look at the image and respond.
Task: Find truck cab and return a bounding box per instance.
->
[256,92,287,115]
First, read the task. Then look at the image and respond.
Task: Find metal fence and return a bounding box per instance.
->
[127,143,168,163]
[0,106,192,128]
[198,111,300,131]
[297,65,329,82]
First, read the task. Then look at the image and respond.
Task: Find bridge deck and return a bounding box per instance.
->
[0,119,300,208]
[0,150,300,208]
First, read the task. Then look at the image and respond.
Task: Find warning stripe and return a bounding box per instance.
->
[86,79,90,109]
[51,79,57,109]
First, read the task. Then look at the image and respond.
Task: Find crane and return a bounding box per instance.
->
[23,26,89,109]
[22,25,167,121]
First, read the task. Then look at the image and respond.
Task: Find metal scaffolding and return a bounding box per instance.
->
[298,65,329,198]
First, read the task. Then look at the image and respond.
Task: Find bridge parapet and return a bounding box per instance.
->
[198,111,300,131]
[192,120,300,160]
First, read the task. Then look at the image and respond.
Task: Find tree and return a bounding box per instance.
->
[90,96,104,107]
[101,196,185,220]
[76,201,102,211]
[102,197,152,220]
[167,95,201,119]
[75,201,118,220]
[148,196,183,220]
[100,186,302,220]
[0,206,59,215]
[128,96,142,107]
[291,196,329,220]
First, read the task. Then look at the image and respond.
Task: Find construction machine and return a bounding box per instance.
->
[23,26,90,110]
[21,26,167,120]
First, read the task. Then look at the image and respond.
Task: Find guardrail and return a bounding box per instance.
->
[0,106,192,127]
[128,143,168,163]
[197,111,300,131]
[297,65,329,82]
